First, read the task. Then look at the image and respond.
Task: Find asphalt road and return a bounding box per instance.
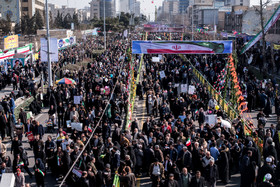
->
[1,68,277,187]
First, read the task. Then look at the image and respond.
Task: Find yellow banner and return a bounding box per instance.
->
[274,44,280,50]
[4,35,18,50]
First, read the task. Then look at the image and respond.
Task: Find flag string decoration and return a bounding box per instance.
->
[228,54,248,115]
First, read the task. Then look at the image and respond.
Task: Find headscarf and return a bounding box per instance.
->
[17,168,21,176]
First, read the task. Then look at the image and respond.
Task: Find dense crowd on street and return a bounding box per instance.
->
[0,32,279,187]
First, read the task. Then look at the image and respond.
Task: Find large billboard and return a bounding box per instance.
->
[132,41,233,54]
[4,35,19,50]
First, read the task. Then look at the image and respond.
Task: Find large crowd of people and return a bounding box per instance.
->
[0,32,279,187]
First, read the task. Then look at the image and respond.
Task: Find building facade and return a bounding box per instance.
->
[52,5,78,18]
[0,0,21,23]
[90,0,100,19]
[21,0,45,18]
[100,0,116,18]
[90,0,116,19]
[179,0,189,14]
[129,0,141,16]
[197,8,218,26]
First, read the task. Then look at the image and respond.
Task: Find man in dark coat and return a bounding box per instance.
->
[33,135,45,161]
[33,121,44,139]
[190,171,205,187]
[164,173,179,187]
[102,122,111,143]
[263,138,278,162]
[180,147,192,171]
[18,108,27,125]
[204,159,219,187]
[240,150,256,187]
[78,171,90,187]
[257,157,275,184]
[57,102,65,129]
[11,136,22,158]
[218,145,229,184]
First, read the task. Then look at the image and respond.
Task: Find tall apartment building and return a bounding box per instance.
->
[187,0,213,27]
[52,5,78,18]
[90,0,116,19]
[90,0,100,19]
[179,0,189,14]
[129,0,141,16]
[0,0,21,23]
[21,0,45,18]
[0,0,45,24]
[119,0,129,13]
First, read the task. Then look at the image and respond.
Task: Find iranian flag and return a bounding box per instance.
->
[18,161,24,167]
[241,5,280,54]
[186,138,191,146]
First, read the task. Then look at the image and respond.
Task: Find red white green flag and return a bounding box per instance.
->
[186,138,191,146]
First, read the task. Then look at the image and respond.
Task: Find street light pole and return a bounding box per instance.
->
[103,0,106,50]
[45,0,52,87]
[191,4,194,40]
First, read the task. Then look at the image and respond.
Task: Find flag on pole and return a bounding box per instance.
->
[113,174,120,187]
[18,162,24,167]
[186,138,191,146]
[241,5,280,54]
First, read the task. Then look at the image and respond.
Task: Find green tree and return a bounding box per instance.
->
[21,14,35,35]
[72,13,79,30]
[34,11,44,30]
[119,12,130,28]
[1,14,12,35]
[54,11,63,28]
[14,23,21,34]
[63,13,72,29]
[49,11,54,29]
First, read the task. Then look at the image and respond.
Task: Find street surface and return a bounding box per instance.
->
[1,63,277,187]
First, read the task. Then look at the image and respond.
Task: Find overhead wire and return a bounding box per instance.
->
[59,46,129,187]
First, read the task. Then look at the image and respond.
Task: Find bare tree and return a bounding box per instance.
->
[253,0,271,70]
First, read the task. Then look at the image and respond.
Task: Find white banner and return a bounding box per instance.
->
[181,84,188,93]
[188,85,195,95]
[57,36,76,49]
[159,71,165,79]
[40,38,58,62]
[205,115,217,128]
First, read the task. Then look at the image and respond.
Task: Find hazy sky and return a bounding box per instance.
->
[48,0,270,20]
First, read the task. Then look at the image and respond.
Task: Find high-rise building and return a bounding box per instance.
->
[119,0,129,13]
[90,0,100,19]
[52,5,78,18]
[162,0,180,15]
[179,0,189,14]
[100,0,116,18]
[0,0,21,23]
[129,0,141,16]
[0,0,45,24]
[90,0,116,19]
[21,0,45,18]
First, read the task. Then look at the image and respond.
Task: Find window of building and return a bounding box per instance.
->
[22,7,28,11]
[22,0,28,2]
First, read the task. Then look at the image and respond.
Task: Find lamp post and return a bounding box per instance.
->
[191,0,194,40]
[45,0,52,87]
[103,0,106,50]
